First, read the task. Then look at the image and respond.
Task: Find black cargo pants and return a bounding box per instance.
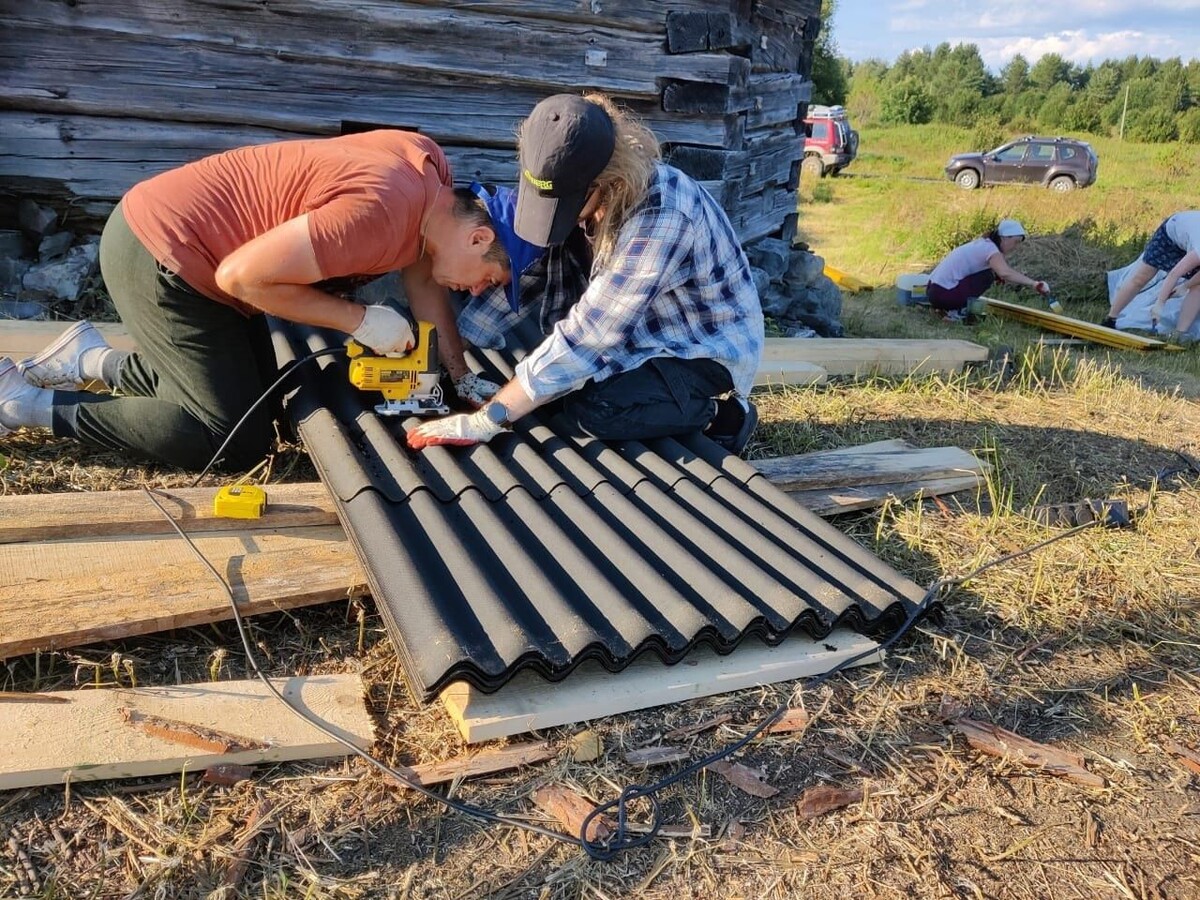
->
[559,356,733,441]
[51,202,279,470]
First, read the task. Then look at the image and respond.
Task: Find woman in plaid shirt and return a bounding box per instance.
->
[409,93,764,455]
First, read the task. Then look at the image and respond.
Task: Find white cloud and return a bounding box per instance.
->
[966,29,1191,67]
[890,0,1200,34]
[838,0,1200,65]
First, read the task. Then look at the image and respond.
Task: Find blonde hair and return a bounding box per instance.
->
[581,92,661,267]
[518,93,661,268]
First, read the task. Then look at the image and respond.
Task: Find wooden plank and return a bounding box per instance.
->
[0,320,135,360]
[760,338,990,376]
[792,475,984,516]
[750,445,989,493]
[0,526,346,585]
[12,2,740,98]
[0,535,365,659]
[0,483,337,544]
[753,360,827,387]
[0,675,373,790]
[981,297,1171,352]
[396,741,557,788]
[441,630,881,743]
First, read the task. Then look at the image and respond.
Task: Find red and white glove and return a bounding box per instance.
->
[407,410,504,450]
[453,372,501,408]
[1033,280,1050,296]
[350,305,415,355]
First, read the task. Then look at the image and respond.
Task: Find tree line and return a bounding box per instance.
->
[811,17,1200,144]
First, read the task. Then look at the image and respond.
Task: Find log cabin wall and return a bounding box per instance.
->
[0,0,821,245]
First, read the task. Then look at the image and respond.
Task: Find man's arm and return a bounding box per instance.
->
[401,254,470,380]
[214,215,366,333]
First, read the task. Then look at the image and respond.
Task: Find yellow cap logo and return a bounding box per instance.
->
[523,169,554,191]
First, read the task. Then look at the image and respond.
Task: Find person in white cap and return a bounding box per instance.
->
[927,219,1050,321]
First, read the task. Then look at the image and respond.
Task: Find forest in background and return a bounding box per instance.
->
[811,3,1200,145]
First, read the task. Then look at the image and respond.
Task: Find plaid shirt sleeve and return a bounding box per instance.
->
[456,284,522,350]
[516,205,693,404]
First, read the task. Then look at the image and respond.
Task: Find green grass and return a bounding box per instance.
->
[797,123,1200,388]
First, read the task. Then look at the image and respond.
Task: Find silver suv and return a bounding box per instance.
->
[945,136,1099,192]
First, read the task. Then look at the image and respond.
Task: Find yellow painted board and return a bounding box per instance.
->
[981,297,1174,351]
[823,264,868,292]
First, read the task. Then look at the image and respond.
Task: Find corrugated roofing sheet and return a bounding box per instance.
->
[272,320,929,701]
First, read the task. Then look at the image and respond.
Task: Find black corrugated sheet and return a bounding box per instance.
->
[272,320,930,701]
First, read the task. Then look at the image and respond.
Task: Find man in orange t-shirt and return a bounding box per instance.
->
[0,131,513,469]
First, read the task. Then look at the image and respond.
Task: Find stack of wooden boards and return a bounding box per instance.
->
[0,321,990,390]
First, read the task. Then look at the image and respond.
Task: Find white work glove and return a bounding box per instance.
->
[453,372,501,408]
[350,305,415,355]
[1033,280,1050,296]
[406,410,504,450]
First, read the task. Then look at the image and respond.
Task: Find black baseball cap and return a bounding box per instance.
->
[515,94,616,246]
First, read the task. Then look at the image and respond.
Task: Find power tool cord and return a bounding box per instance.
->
[143,463,1103,860]
[190,346,348,487]
[143,484,583,848]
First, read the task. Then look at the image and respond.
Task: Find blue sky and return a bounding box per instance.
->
[834,0,1200,69]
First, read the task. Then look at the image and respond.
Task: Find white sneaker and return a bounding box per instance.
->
[17,320,111,389]
[1,357,39,436]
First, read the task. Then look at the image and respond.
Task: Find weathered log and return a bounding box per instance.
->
[0,113,755,237]
[12,0,740,98]
[404,0,730,33]
[1,24,731,150]
[0,112,521,227]
[664,11,740,53]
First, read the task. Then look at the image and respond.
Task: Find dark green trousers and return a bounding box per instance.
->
[53,203,279,470]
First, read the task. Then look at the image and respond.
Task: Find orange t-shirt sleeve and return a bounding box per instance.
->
[306,193,408,280]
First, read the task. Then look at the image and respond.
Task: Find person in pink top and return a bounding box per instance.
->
[928,219,1050,321]
[0,131,516,468]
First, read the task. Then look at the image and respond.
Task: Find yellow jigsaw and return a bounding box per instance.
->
[346,320,450,417]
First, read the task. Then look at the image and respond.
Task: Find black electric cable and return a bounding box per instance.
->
[143,485,585,849]
[144,465,1105,861]
[577,518,1101,858]
[190,346,348,487]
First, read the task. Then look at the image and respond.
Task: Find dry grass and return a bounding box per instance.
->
[4,123,1200,896]
[4,336,1200,898]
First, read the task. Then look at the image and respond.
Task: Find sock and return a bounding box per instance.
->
[0,382,53,430]
[706,396,747,436]
[79,346,126,386]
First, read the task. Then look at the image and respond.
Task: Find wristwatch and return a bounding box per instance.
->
[483,401,512,429]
